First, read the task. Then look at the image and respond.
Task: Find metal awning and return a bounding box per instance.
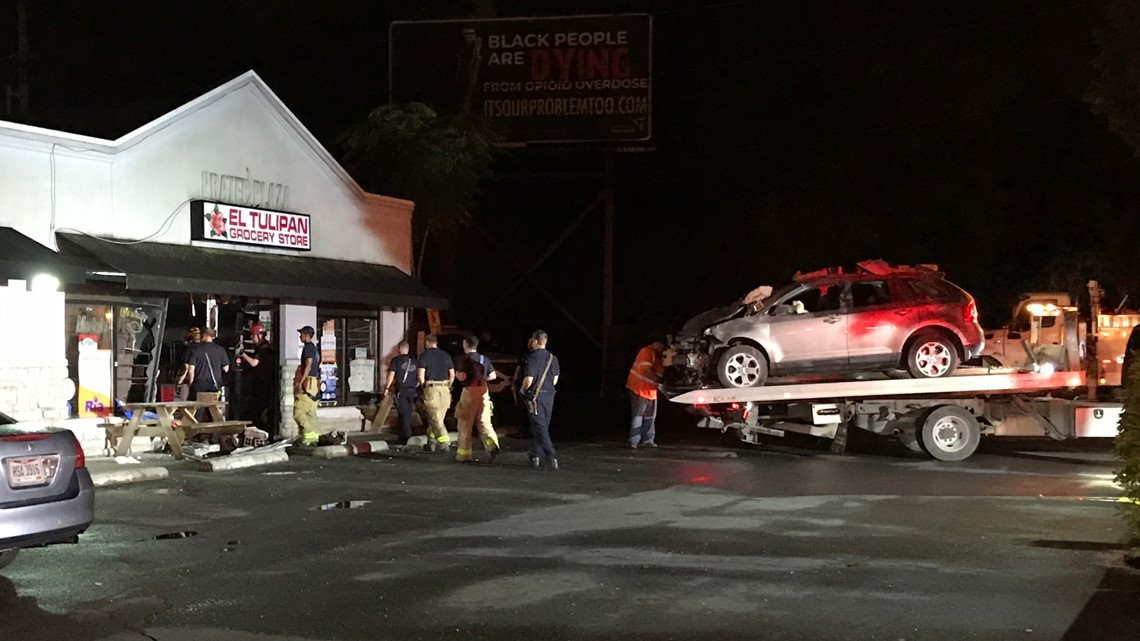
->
[0,227,100,284]
[56,232,446,309]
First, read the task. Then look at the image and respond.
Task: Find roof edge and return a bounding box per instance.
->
[1,71,396,207]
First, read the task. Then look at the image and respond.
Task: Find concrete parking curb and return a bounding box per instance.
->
[90,466,170,488]
[313,440,389,459]
[406,432,462,449]
[198,449,290,472]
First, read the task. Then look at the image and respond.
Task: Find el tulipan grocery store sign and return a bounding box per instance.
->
[191,200,311,251]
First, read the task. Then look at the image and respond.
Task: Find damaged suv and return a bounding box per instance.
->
[666,261,985,390]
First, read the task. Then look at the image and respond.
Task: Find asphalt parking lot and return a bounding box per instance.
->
[1,431,1137,641]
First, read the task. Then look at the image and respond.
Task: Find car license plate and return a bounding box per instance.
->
[6,457,50,487]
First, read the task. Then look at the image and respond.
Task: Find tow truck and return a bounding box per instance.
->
[668,281,1131,461]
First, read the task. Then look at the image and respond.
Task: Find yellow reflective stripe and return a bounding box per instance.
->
[634,361,654,367]
[630,371,657,384]
[436,435,450,443]
[456,448,472,456]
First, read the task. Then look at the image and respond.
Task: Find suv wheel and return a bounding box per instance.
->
[906,331,959,379]
[717,345,769,388]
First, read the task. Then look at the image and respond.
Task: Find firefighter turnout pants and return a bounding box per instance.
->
[455,385,499,462]
[293,376,320,445]
[422,382,452,448]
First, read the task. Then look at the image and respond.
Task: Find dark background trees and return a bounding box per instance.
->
[3,0,1139,396]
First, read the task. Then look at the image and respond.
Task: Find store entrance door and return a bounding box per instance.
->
[234,305,279,438]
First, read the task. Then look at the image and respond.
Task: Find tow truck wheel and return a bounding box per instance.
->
[918,405,980,461]
[0,549,18,571]
[905,331,960,379]
[717,345,769,388]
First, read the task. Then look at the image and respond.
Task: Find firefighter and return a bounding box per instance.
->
[626,338,675,448]
[454,335,501,463]
[417,333,454,452]
[293,326,321,446]
[520,330,560,469]
[383,341,418,444]
[236,323,276,438]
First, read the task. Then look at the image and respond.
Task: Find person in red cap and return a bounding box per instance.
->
[237,322,277,439]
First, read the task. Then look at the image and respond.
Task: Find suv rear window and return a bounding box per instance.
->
[903,277,959,301]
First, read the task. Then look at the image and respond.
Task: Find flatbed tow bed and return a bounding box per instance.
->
[668,371,1121,461]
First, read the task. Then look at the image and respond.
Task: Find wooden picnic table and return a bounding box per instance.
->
[111,397,250,460]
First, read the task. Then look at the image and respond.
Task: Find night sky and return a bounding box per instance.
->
[3,0,1137,390]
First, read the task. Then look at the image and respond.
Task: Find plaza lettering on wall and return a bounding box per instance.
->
[390,14,652,143]
[190,200,311,251]
[201,168,290,210]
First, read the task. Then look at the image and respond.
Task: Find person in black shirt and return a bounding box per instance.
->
[383,341,418,443]
[186,328,230,401]
[236,323,276,438]
[416,334,454,452]
[174,327,202,401]
[454,335,501,463]
[520,330,560,470]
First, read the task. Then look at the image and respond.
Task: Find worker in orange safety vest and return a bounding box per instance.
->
[626,338,675,448]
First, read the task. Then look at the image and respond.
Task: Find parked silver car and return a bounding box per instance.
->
[667,263,985,389]
[0,411,95,571]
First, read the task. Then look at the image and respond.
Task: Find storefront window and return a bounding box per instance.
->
[65,298,165,417]
[316,316,378,406]
[115,304,162,403]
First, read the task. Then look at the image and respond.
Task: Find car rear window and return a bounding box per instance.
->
[904,277,960,301]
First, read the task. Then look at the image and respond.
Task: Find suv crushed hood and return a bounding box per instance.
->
[679,304,743,337]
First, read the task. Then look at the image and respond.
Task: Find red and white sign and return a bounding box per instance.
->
[192,200,311,251]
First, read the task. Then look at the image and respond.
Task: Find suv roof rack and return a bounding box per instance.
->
[793,259,943,282]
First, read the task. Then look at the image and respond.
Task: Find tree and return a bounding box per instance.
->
[1115,356,1140,541]
[339,102,502,278]
[1088,0,1140,157]
[1090,3,1140,544]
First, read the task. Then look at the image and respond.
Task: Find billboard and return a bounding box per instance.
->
[389,14,652,144]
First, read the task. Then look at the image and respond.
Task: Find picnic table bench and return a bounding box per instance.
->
[108,397,251,460]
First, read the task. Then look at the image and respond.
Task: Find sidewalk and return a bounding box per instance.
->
[86,454,182,488]
[86,426,526,485]
[85,442,293,486]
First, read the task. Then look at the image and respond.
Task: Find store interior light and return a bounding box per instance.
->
[30,273,60,292]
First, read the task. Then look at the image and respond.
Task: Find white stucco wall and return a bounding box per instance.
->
[0,73,414,272]
[0,280,72,425]
[0,138,115,249]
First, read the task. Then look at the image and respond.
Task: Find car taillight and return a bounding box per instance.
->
[73,434,86,469]
[0,433,52,443]
[964,299,978,323]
